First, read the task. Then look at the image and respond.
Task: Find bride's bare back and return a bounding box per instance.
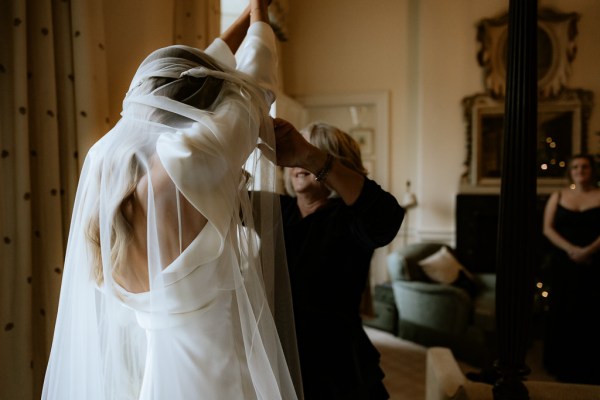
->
[117,156,207,293]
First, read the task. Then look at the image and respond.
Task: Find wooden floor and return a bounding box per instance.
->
[365,326,556,400]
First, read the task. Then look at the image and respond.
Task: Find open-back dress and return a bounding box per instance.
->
[42,21,300,400]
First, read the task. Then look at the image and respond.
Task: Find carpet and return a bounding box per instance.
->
[365,326,427,400]
[365,326,556,400]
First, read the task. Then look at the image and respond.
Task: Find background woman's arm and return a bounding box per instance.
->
[541,190,597,264]
[543,191,576,253]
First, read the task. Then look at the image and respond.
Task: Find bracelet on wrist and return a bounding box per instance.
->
[314,154,334,182]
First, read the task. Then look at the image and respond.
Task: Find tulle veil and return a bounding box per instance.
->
[42,26,302,400]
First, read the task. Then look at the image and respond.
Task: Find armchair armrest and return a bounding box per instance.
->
[387,251,407,281]
[391,280,472,335]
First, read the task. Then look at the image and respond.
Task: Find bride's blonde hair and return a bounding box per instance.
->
[86,157,141,285]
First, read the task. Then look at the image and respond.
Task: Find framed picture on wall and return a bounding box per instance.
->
[349,127,374,156]
[462,89,593,187]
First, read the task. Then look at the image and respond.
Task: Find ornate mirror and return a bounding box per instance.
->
[462,7,594,188]
[477,7,580,99]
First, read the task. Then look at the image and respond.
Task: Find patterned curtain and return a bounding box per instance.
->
[0,0,228,397]
[174,0,221,48]
[0,0,110,398]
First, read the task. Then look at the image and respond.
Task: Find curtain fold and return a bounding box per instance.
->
[1,0,222,397]
[174,0,220,48]
[0,0,109,398]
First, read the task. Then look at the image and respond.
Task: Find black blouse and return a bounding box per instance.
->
[280,178,403,399]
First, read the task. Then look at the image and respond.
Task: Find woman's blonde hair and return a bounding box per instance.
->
[284,122,368,197]
[86,157,141,285]
[86,74,192,285]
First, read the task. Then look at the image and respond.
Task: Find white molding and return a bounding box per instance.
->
[416,229,456,246]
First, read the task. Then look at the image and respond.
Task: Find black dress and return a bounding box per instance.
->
[543,202,600,385]
[280,178,404,399]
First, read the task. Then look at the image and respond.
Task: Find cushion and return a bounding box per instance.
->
[418,246,479,297]
[398,243,446,282]
[418,246,464,284]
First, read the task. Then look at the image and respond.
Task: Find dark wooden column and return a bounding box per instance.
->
[493,0,538,399]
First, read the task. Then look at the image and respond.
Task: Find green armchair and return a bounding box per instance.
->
[386,242,496,366]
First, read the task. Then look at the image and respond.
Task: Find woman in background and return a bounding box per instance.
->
[271,119,404,399]
[542,153,600,385]
[42,0,302,398]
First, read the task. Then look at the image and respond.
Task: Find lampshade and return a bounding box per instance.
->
[401,180,417,209]
[401,192,417,209]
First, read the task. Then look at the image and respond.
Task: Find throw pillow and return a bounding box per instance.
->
[418,246,465,284]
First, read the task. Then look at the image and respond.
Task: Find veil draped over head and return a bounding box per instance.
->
[43,22,301,400]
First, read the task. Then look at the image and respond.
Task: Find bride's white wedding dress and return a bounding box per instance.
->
[42,21,300,400]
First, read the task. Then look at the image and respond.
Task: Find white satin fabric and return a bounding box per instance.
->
[42,22,300,400]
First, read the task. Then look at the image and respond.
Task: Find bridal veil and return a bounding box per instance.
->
[42,22,301,399]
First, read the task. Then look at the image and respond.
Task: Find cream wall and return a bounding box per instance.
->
[280,0,413,245]
[103,0,175,125]
[415,0,496,241]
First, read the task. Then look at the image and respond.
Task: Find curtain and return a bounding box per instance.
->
[0,1,249,397]
[0,0,110,398]
[174,0,220,48]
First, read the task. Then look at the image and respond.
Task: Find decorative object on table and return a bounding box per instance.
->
[400,180,417,246]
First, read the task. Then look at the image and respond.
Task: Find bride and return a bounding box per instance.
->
[41,0,301,398]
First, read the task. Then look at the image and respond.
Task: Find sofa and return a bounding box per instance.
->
[387,242,496,366]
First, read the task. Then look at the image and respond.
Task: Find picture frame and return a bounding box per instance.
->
[297,91,390,191]
[462,89,593,187]
[349,127,374,156]
[476,7,580,99]
[461,6,594,190]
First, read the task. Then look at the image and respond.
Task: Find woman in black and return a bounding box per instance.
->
[542,153,600,385]
[271,119,404,399]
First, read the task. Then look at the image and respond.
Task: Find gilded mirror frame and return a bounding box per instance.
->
[462,7,594,189]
